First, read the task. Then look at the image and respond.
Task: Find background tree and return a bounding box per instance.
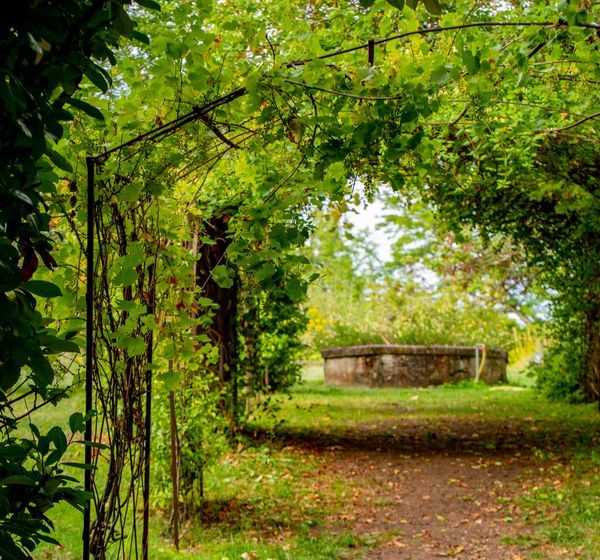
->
[305,201,529,355]
[405,4,600,399]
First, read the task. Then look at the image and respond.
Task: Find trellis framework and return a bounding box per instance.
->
[84,89,250,559]
[81,18,597,559]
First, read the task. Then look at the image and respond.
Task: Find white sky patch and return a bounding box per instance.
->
[342,198,393,264]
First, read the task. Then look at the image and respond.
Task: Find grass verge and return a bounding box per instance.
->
[30,377,600,560]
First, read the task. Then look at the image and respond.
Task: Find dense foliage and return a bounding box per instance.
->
[306,208,527,355]
[414,16,600,399]
[0,1,159,557]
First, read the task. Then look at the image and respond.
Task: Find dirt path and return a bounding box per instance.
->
[279,417,569,559]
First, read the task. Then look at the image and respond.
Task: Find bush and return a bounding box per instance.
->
[152,373,229,513]
[309,286,519,353]
[312,322,385,350]
[535,340,587,403]
[239,288,308,395]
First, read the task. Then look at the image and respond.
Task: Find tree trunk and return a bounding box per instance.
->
[196,214,238,384]
[583,297,600,405]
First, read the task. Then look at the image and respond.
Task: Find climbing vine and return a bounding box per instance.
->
[0,2,160,557]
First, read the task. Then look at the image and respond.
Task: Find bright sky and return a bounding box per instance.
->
[343,197,393,264]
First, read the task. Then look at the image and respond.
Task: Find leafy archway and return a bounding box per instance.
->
[80,8,599,556]
[84,88,252,557]
[2,0,596,557]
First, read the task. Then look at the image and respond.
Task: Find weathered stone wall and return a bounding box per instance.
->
[322,345,507,388]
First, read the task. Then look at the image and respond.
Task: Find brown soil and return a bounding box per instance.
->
[275,417,573,559]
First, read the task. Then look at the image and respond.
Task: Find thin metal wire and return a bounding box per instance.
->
[142,263,156,559]
[285,20,596,67]
[83,157,94,560]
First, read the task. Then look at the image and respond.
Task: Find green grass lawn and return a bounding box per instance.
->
[29,370,600,560]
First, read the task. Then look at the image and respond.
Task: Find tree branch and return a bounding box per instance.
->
[546,112,600,133]
[284,79,405,101]
[198,114,242,149]
[450,105,469,126]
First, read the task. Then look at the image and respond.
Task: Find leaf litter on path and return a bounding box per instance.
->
[273,416,569,559]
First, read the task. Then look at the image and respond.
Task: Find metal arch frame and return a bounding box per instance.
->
[82,87,247,560]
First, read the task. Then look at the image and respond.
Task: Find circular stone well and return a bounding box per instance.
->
[321,344,507,388]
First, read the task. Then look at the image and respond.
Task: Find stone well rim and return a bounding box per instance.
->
[321,344,508,361]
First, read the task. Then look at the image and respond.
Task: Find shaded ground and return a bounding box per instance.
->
[266,416,577,559]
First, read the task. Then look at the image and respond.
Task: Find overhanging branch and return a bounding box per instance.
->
[546,112,600,133]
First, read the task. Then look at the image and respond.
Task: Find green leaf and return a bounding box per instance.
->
[62,462,96,471]
[26,33,43,59]
[385,0,404,9]
[30,423,41,439]
[255,263,277,282]
[284,277,306,303]
[83,64,111,92]
[406,0,418,8]
[63,97,104,120]
[462,49,479,74]
[16,119,32,138]
[45,338,80,354]
[116,182,143,202]
[114,6,135,36]
[63,328,81,340]
[0,360,21,391]
[114,267,138,287]
[12,190,33,206]
[28,353,54,388]
[115,335,146,356]
[131,30,151,44]
[23,280,62,298]
[158,369,180,391]
[1,475,36,486]
[35,533,60,546]
[166,41,189,60]
[400,104,419,124]
[136,0,161,10]
[0,444,27,458]
[46,147,73,172]
[325,161,346,182]
[188,67,212,90]
[39,333,80,354]
[77,440,108,450]
[0,79,16,115]
[69,412,84,434]
[46,449,63,466]
[422,0,441,14]
[211,265,234,289]
[47,426,68,455]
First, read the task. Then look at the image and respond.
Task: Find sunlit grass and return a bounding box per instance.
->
[262,379,597,434]
[35,427,358,560]
[30,369,600,560]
